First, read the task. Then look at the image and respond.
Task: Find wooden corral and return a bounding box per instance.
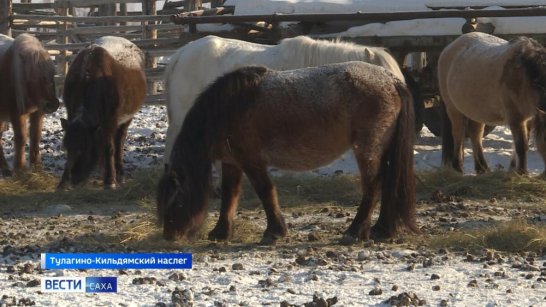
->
[0,0,225,104]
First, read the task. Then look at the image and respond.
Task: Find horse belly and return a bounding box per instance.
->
[263,131,352,171]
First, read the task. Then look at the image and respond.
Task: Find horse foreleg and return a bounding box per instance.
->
[343,152,381,244]
[208,163,243,241]
[114,120,131,184]
[10,114,28,173]
[509,121,529,175]
[467,120,488,174]
[243,165,286,245]
[0,122,12,177]
[29,112,44,171]
[103,137,117,189]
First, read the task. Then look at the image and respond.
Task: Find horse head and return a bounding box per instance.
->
[60,116,100,186]
[157,168,207,241]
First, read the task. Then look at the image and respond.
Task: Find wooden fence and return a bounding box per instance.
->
[0,0,224,104]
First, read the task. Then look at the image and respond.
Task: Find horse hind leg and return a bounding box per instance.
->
[509,120,530,175]
[342,144,382,244]
[243,164,287,245]
[467,119,488,174]
[11,114,28,173]
[114,120,131,184]
[208,163,243,241]
[29,112,44,171]
[0,122,12,177]
[445,107,466,173]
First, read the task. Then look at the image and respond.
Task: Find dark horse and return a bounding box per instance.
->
[157,61,418,244]
[0,34,59,176]
[59,36,146,189]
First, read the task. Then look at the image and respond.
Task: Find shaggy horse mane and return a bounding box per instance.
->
[12,34,53,113]
[278,36,403,81]
[512,36,546,109]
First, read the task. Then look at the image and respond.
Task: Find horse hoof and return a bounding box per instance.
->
[104,183,117,190]
[208,228,232,241]
[1,169,12,177]
[339,234,359,246]
[259,233,280,245]
[370,224,392,240]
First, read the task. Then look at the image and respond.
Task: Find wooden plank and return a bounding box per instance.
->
[55,0,143,8]
[13,3,55,10]
[14,14,171,23]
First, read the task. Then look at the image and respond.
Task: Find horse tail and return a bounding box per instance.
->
[380,80,419,235]
[441,101,455,167]
[402,68,424,135]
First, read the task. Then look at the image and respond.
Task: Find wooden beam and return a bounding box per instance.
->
[0,0,12,36]
[171,7,546,24]
[14,14,171,23]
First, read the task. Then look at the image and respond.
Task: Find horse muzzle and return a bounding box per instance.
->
[42,98,60,114]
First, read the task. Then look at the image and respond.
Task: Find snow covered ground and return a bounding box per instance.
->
[0,105,544,307]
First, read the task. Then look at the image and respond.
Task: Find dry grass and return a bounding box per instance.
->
[1,167,545,253]
[429,220,546,253]
[416,168,546,202]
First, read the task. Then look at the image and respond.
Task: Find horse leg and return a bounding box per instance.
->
[447,110,466,173]
[29,111,43,171]
[509,120,529,175]
[208,163,243,241]
[10,114,28,173]
[0,122,12,177]
[114,120,131,184]
[103,136,117,189]
[343,147,382,243]
[243,165,286,245]
[467,120,488,174]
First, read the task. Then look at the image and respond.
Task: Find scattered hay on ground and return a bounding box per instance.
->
[429,220,546,253]
[416,169,546,202]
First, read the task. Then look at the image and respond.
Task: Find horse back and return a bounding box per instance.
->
[228,62,403,170]
[438,32,528,124]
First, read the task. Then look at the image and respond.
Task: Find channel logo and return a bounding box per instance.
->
[42,277,117,293]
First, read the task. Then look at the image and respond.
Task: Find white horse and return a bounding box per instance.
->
[164,35,409,164]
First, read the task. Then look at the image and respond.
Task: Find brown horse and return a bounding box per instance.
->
[157,61,418,244]
[439,32,546,175]
[59,36,146,189]
[0,33,59,176]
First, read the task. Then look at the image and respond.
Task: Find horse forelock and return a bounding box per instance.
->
[279,36,404,81]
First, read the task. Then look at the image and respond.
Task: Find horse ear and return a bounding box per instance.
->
[60,118,68,130]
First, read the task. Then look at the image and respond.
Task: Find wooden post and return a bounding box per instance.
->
[211,0,224,8]
[56,7,69,77]
[0,0,12,36]
[185,0,201,11]
[143,0,157,94]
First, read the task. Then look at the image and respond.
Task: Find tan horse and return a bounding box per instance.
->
[157,62,418,244]
[439,32,546,174]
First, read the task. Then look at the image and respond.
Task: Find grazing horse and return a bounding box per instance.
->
[439,32,546,174]
[157,62,418,244]
[0,34,60,176]
[163,35,423,164]
[59,36,146,189]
